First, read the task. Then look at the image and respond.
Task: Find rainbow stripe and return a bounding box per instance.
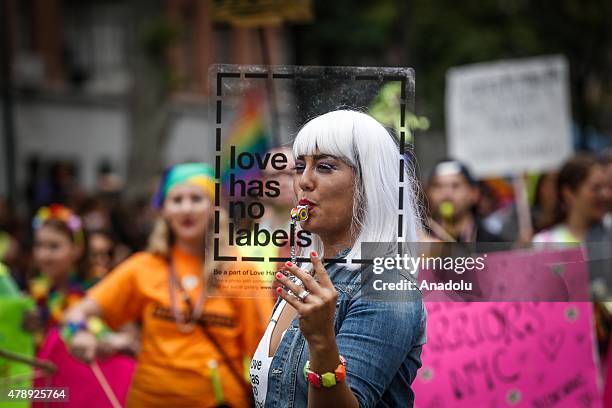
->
[221,91,270,195]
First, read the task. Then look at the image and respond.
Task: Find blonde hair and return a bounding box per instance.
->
[147,208,232,291]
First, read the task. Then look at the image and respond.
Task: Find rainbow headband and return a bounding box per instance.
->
[32,204,84,244]
[152,163,215,209]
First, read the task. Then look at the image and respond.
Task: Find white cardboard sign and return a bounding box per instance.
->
[446,55,573,178]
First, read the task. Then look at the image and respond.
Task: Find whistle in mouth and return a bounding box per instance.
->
[290,205,309,221]
[439,201,454,220]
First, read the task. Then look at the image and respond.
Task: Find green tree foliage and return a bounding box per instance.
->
[292,0,401,65]
[292,0,612,139]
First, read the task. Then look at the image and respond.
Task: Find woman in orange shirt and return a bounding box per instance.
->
[65,163,272,407]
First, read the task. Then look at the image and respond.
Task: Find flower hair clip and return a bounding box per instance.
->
[32,204,84,243]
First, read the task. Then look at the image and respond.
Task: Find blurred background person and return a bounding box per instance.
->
[588,150,612,242]
[426,159,503,242]
[476,181,503,235]
[30,161,84,210]
[495,171,560,243]
[533,154,607,244]
[25,206,138,406]
[65,163,272,407]
[28,204,94,333]
[0,197,24,284]
[601,152,612,228]
[531,172,560,234]
[532,153,612,378]
[87,229,117,279]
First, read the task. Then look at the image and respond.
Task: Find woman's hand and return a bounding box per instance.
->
[275,251,338,349]
[97,332,137,359]
[70,330,98,363]
[276,252,359,407]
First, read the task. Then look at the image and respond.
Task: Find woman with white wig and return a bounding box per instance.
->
[249,110,427,407]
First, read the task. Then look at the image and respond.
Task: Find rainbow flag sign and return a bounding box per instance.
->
[221,90,271,197]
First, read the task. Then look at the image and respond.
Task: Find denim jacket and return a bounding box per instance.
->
[263,253,427,407]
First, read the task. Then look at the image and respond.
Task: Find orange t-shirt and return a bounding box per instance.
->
[88,246,273,407]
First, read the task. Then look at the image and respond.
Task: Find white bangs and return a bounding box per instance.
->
[292,111,359,167]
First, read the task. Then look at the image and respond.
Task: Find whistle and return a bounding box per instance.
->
[439,201,454,220]
[288,204,310,284]
[290,205,309,222]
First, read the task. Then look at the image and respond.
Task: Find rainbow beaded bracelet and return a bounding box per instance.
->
[303,355,347,388]
[61,317,109,343]
[61,320,87,342]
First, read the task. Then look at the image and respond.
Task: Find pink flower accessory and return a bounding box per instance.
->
[33,204,85,244]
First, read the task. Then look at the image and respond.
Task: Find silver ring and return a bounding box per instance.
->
[297,289,310,302]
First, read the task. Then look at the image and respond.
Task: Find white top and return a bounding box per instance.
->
[250,300,287,407]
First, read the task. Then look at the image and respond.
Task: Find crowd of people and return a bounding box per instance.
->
[424,153,612,246]
[1,110,611,407]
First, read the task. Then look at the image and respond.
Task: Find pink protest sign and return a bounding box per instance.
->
[33,329,135,407]
[479,247,591,301]
[420,247,591,302]
[413,302,602,408]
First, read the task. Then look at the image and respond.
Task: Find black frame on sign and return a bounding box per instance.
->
[210,64,415,265]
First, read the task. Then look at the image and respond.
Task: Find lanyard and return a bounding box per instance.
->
[168,256,206,333]
[168,256,252,405]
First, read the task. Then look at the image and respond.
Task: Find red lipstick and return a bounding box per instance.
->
[299,198,315,207]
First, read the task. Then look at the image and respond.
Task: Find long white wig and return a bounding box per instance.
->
[292,110,422,266]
